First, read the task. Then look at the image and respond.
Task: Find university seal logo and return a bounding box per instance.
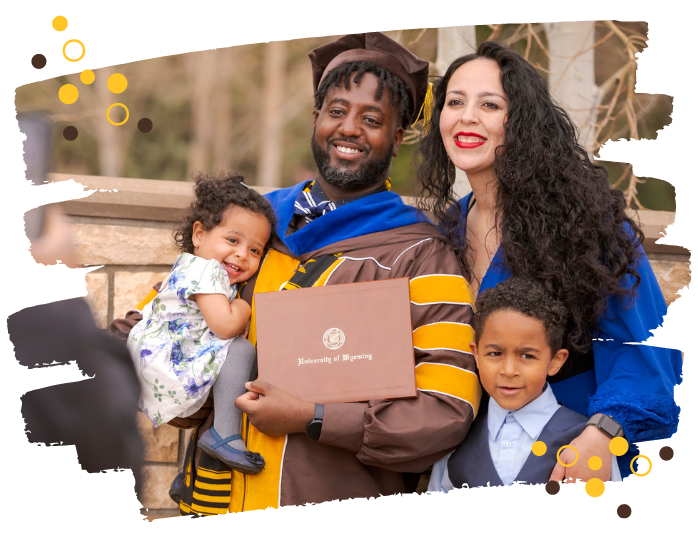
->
[323,328,345,350]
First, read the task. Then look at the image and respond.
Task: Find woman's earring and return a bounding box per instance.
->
[447,158,456,186]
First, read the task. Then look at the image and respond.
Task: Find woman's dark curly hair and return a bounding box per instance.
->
[173,171,277,254]
[315,60,413,130]
[417,40,644,355]
[472,278,569,354]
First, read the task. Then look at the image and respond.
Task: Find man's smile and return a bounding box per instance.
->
[336,145,362,155]
[330,140,367,161]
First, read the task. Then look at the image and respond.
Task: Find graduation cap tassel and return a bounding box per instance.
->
[410,82,435,134]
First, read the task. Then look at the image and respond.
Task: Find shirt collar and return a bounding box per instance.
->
[303,178,391,211]
[487,383,560,440]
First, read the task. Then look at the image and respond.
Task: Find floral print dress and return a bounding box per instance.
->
[128,253,238,427]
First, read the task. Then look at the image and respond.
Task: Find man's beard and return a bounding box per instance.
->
[311,127,393,192]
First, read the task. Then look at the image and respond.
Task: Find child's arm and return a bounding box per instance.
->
[193,294,251,340]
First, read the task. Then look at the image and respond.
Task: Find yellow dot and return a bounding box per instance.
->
[588,456,602,471]
[107,73,128,94]
[80,70,95,85]
[585,478,605,498]
[531,441,547,456]
[52,16,68,31]
[609,437,629,456]
[58,84,79,105]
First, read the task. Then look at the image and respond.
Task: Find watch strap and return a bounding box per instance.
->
[586,413,624,439]
[306,403,324,441]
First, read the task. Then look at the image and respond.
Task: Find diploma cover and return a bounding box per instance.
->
[255,278,416,403]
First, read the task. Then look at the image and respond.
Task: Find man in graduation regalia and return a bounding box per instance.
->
[115,32,480,513]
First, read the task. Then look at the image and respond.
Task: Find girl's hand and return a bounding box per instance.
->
[195,294,250,339]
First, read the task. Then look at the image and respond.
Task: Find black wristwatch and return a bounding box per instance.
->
[586,413,624,439]
[306,403,324,441]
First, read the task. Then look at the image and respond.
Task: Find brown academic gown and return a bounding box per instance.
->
[115,221,480,513]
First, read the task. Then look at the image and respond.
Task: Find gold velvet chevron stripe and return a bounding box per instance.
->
[409,274,472,306]
[413,322,474,353]
[415,362,481,415]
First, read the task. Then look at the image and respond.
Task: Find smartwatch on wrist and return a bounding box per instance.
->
[586,413,624,439]
[306,403,324,441]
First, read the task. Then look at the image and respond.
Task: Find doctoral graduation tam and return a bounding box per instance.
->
[308,32,430,124]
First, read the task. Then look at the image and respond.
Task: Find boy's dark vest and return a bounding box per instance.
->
[447,401,587,488]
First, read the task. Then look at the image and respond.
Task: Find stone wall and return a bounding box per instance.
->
[55,173,690,519]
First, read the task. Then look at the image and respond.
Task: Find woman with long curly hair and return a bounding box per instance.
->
[418,41,681,483]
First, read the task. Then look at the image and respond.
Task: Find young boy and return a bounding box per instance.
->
[428,278,620,490]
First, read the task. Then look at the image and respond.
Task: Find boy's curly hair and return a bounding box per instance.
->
[173,171,277,254]
[472,278,570,353]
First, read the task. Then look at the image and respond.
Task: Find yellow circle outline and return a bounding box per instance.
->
[630,454,652,477]
[556,445,579,467]
[62,39,86,62]
[106,103,130,126]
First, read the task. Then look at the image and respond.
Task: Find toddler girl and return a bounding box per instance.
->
[128,172,276,475]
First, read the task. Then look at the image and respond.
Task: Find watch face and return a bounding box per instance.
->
[599,416,621,437]
[307,420,322,441]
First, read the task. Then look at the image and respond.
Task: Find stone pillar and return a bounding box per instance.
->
[543,21,601,153]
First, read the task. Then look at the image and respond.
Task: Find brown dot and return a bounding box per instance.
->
[63,126,78,141]
[138,118,153,133]
[545,480,560,495]
[31,54,47,69]
[617,504,632,519]
[659,446,674,461]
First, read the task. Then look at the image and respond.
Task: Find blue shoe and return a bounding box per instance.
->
[168,471,186,504]
[197,428,265,475]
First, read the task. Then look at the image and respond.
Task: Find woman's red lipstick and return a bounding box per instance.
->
[454,132,487,148]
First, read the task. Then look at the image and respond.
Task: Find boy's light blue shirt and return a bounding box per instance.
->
[428,384,621,492]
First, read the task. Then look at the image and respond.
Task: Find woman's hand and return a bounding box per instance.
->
[29,206,78,268]
[167,396,214,429]
[549,425,612,483]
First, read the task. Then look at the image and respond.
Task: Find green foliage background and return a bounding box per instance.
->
[16,23,675,211]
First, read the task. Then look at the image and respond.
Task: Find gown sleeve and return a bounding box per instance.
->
[587,245,682,443]
[319,237,481,473]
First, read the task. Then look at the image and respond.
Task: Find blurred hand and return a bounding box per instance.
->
[29,206,77,268]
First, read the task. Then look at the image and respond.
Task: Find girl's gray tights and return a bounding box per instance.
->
[211,337,256,451]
